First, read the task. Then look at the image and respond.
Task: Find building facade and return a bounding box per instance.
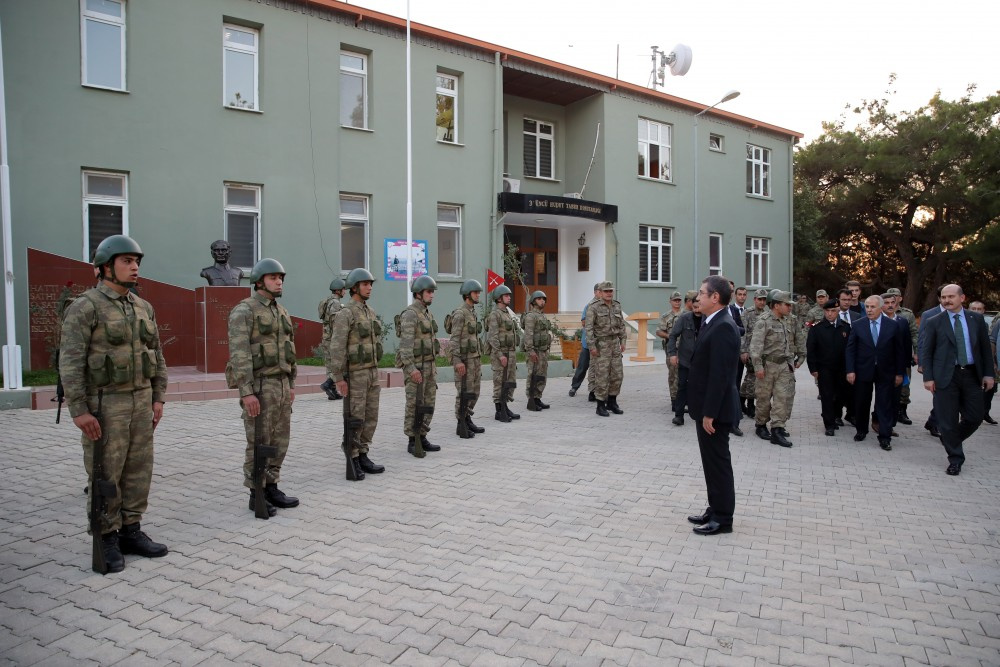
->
[0,0,800,371]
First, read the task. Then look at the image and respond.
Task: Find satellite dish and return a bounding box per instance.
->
[668,44,692,76]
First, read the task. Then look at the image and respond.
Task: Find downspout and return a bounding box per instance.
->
[788,139,795,291]
[0,18,22,390]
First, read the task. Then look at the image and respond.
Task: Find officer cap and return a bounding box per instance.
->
[886,287,902,296]
[249,258,286,283]
[670,291,682,301]
[823,299,840,310]
[460,279,483,297]
[815,289,828,297]
[345,267,375,289]
[93,235,143,267]
[329,277,346,291]
[685,290,698,301]
[598,281,614,291]
[754,288,769,299]
[772,290,794,305]
[410,275,437,294]
[492,284,512,301]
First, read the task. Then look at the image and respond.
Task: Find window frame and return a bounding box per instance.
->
[436,203,462,277]
[82,170,128,262]
[746,143,772,197]
[523,117,555,179]
[709,133,724,152]
[223,24,259,111]
[708,233,723,276]
[339,194,370,271]
[745,236,770,287]
[637,118,672,182]
[80,0,127,91]
[224,183,261,271]
[638,224,673,284]
[340,50,369,129]
[435,73,459,143]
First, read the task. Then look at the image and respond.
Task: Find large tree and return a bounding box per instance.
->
[795,82,1000,309]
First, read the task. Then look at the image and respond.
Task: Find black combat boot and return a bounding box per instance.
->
[672,414,684,426]
[739,397,747,415]
[420,435,441,452]
[118,522,169,558]
[504,403,520,420]
[526,398,541,412]
[495,402,511,423]
[745,398,756,418]
[536,397,550,409]
[588,391,596,402]
[264,484,299,508]
[248,490,278,516]
[596,400,610,417]
[770,427,793,448]
[358,452,384,473]
[320,378,340,400]
[407,436,423,456]
[755,423,771,440]
[607,396,623,415]
[466,416,485,433]
[349,457,366,480]
[897,406,912,425]
[100,532,126,572]
[457,419,474,438]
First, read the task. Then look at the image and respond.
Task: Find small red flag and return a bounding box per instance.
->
[486,269,504,293]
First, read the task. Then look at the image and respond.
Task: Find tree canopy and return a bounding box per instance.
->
[794,81,1000,309]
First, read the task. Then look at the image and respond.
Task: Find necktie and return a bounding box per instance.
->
[870,319,878,345]
[954,314,969,365]
[841,311,848,323]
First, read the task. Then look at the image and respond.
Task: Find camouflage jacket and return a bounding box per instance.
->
[58,283,168,418]
[395,300,438,375]
[749,310,806,368]
[657,309,681,350]
[329,298,382,379]
[486,306,517,355]
[318,294,343,345]
[741,306,767,355]
[523,305,553,354]
[897,307,919,350]
[806,304,825,327]
[449,303,482,364]
[585,298,626,352]
[227,292,297,397]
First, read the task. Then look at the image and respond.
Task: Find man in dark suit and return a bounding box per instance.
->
[921,284,995,475]
[806,299,851,436]
[686,276,741,536]
[845,295,907,451]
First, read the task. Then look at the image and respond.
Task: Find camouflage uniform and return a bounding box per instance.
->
[749,308,806,430]
[895,305,918,408]
[396,300,438,437]
[793,300,811,330]
[657,307,681,400]
[228,292,297,489]
[329,298,382,456]
[585,291,627,402]
[60,283,168,533]
[486,305,518,402]
[523,304,553,401]
[319,293,344,376]
[740,305,767,400]
[449,302,482,418]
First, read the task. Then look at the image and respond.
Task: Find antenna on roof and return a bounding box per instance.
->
[649,44,692,90]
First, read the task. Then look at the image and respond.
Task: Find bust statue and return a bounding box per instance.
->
[200,240,245,286]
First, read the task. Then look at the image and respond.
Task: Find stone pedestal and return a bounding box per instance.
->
[195,286,250,373]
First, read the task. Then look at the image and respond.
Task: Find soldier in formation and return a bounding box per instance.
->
[486,285,520,422]
[656,290,683,405]
[739,288,769,417]
[749,290,805,448]
[329,268,385,480]
[667,290,701,425]
[397,276,441,456]
[523,290,554,411]
[318,277,346,400]
[59,235,169,572]
[586,281,627,417]
[449,280,486,437]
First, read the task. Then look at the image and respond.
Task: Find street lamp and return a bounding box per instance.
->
[692,89,740,287]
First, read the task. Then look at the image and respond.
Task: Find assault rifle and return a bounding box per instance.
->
[501,347,517,407]
[457,369,473,439]
[89,390,117,574]
[411,358,433,457]
[528,370,545,405]
[252,391,278,519]
[51,350,65,423]
[342,375,363,480]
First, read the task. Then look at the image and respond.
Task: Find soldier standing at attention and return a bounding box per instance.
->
[60,235,169,572]
[749,290,805,448]
[656,291,683,405]
[318,278,346,400]
[227,258,299,516]
[487,284,520,422]
[449,280,486,437]
[806,290,828,327]
[523,290,554,411]
[397,275,441,456]
[586,281,627,417]
[739,289,770,418]
[329,269,385,480]
[668,291,702,425]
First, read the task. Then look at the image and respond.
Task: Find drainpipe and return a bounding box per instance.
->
[788,140,795,292]
[0,18,22,390]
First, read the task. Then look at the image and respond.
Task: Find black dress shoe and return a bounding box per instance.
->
[693,521,733,536]
[897,411,912,425]
[568,387,577,397]
[420,436,441,452]
[755,424,771,440]
[672,415,684,426]
[844,415,856,426]
[264,484,299,508]
[984,414,998,425]
[825,427,835,436]
[854,432,867,442]
[730,425,744,437]
[945,464,960,476]
[835,418,845,426]
[878,437,892,451]
[929,426,941,438]
[687,507,712,524]
[358,453,385,473]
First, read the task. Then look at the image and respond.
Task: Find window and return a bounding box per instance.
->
[746,144,771,197]
[745,236,770,287]
[82,171,127,261]
[81,0,126,90]
[223,24,259,110]
[708,233,723,276]
[523,118,554,179]
[437,204,461,276]
[436,73,458,142]
[637,118,671,181]
[225,184,260,269]
[639,225,672,283]
[709,133,724,152]
[340,195,369,270]
[340,51,368,128]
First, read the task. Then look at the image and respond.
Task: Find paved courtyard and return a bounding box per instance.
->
[1,362,999,666]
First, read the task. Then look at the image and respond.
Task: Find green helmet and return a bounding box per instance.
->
[93,235,143,267]
[460,279,483,297]
[411,275,438,294]
[492,284,512,301]
[345,267,376,289]
[329,277,346,292]
[530,290,547,304]
[250,258,286,283]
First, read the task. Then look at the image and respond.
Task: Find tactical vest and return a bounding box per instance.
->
[524,309,553,351]
[79,289,160,391]
[345,302,383,370]
[449,306,483,358]
[490,310,517,351]
[395,303,439,368]
[244,297,296,378]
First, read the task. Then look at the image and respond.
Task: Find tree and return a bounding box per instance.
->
[795,81,1000,309]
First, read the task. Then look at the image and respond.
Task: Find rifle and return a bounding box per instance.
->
[342,374,363,480]
[89,390,117,574]
[529,370,545,402]
[501,347,517,406]
[252,389,278,520]
[456,369,472,439]
[411,358,433,457]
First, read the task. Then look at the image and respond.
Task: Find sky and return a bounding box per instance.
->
[342,0,1000,143]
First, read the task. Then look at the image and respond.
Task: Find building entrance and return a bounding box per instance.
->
[503,225,558,313]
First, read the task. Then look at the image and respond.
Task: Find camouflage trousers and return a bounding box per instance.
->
[345,367,380,457]
[754,360,796,429]
[526,353,549,398]
[667,357,679,400]
[592,339,623,401]
[82,388,154,534]
[242,375,292,489]
[491,353,517,402]
[454,356,481,418]
[900,367,912,406]
[740,362,756,399]
[404,361,437,437]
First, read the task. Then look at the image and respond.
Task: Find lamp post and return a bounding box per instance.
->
[692,90,740,287]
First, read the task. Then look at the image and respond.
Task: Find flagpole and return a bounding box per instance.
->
[404,0,413,304]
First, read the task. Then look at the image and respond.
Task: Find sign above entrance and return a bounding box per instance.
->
[498,192,618,224]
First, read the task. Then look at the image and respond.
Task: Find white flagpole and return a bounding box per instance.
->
[405,0,413,304]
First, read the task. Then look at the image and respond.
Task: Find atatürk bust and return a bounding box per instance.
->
[200,240,245,286]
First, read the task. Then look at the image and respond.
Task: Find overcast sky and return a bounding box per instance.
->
[343,0,999,143]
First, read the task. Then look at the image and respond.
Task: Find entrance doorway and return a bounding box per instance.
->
[503,225,558,313]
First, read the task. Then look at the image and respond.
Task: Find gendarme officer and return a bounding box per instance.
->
[59,234,169,572]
